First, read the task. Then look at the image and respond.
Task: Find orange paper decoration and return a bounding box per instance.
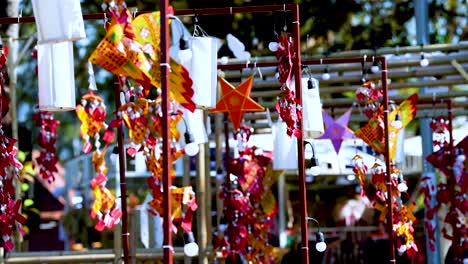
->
[210,76,264,131]
[354,93,418,161]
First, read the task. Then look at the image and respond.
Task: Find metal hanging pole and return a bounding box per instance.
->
[113,78,130,263]
[160,0,173,263]
[380,58,397,263]
[290,5,309,264]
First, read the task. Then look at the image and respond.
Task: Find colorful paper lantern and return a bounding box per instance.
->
[32,0,86,44]
[37,42,76,111]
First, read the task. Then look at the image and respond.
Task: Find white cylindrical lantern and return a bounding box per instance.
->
[32,0,86,44]
[190,37,218,109]
[291,77,324,139]
[38,42,76,111]
[272,121,298,170]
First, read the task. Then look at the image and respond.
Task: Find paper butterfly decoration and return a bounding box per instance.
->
[210,76,264,131]
[354,93,418,161]
[318,109,355,154]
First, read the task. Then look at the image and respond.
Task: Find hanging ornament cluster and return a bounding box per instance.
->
[90,8,196,112]
[32,111,59,183]
[430,116,449,148]
[355,80,383,119]
[90,1,199,242]
[215,126,278,263]
[352,156,419,257]
[355,94,418,161]
[0,44,25,251]
[351,94,420,257]
[111,83,198,237]
[272,32,302,137]
[424,136,468,261]
[76,92,120,231]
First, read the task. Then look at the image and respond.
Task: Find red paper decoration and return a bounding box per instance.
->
[0,44,25,250]
[33,111,59,183]
[215,126,277,263]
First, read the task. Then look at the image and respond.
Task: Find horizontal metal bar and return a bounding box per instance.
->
[0,4,295,25]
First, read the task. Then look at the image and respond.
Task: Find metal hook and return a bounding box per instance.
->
[17,9,22,24]
[103,12,108,29]
[132,8,138,19]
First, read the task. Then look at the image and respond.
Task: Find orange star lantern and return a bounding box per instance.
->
[210,76,264,131]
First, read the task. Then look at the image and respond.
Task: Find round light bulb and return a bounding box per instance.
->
[220,56,229,65]
[310,166,321,176]
[391,120,403,129]
[184,242,199,257]
[371,65,379,73]
[184,142,199,156]
[321,72,330,81]
[397,182,408,192]
[420,58,429,67]
[398,244,407,253]
[178,49,193,64]
[316,241,327,252]
[268,42,279,52]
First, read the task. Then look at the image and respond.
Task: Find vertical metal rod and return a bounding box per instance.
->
[381,58,396,262]
[223,113,231,184]
[160,0,173,262]
[196,140,207,263]
[291,5,309,264]
[113,78,130,264]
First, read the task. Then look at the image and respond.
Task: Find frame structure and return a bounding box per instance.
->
[0,3,411,264]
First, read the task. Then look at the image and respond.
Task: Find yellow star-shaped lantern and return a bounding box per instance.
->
[210,76,264,131]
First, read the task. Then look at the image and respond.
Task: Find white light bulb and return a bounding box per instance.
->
[310,166,321,176]
[184,242,199,257]
[371,65,379,73]
[268,42,279,52]
[391,120,403,129]
[316,241,327,252]
[184,142,199,156]
[321,72,330,81]
[178,49,193,65]
[420,58,429,67]
[398,244,407,253]
[397,182,408,192]
[220,56,229,65]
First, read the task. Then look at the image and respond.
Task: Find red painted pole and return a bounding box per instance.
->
[291,5,309,264]
[160,0,173,263]
[113,78,130,263]
[380,58,396,263]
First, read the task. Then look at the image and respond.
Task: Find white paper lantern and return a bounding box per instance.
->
[32,0,86,44]
[272,121,298,170]
[190,37,218,109]
[38,42,76,111]
[291,77,325,139]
